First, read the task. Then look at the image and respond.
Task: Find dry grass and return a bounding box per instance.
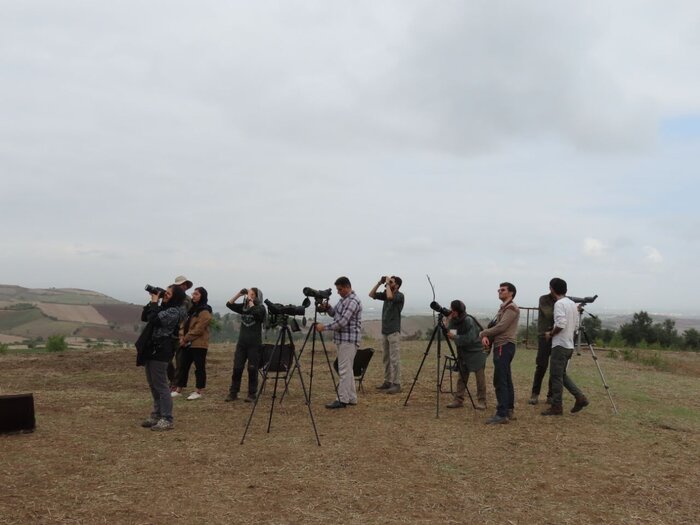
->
[1,340,699,525]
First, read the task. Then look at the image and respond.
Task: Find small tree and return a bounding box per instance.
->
[0,343,8,354]
[683,328,700,351]
[46,335,68,352]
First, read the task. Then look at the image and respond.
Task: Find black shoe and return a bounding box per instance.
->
[571,397,589,413]
[325,400,347,409]
[376,382,391,390]
[225,393,238,402]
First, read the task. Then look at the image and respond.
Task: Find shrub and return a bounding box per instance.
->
[0,343,8,354]
[46,335,68,353]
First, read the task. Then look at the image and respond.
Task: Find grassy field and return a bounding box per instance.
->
[1,339,699,524]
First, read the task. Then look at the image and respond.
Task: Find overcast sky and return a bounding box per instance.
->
[1,1,699,316]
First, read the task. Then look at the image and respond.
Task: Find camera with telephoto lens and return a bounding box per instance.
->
[430,301,451,317]
[145,284,166,297]
[302,287,332,305]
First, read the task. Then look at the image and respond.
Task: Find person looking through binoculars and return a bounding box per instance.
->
[444,300,487,410]
[314,276,362,409]
[369,275,404,395]
[225,287,266,403]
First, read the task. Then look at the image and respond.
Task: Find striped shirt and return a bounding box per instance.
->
[324,291,362,346]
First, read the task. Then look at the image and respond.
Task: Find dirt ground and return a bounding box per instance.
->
[1,340,699,524]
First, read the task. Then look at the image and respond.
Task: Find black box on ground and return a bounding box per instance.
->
[0,393,36,434]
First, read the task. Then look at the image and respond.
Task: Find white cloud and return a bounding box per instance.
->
[644,246,664,264]
[583,238,606,258]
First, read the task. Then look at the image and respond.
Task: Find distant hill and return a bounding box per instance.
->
[0,284,142,346]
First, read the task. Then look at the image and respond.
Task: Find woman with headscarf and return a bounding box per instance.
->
[139,284,188,431]
[225,287,265,402]
[445,299,488,410]
[172,286,213,400]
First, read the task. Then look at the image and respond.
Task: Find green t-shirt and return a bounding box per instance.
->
[538,293,556,335]
[374,291,404,335]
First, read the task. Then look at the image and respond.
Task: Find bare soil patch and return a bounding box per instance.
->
[1,341,699,524]
[36,303,108,325]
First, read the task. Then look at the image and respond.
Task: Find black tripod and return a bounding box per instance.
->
[240,319,321,445]
[282,305,339,403]
[575,304,619,415]
[404,312,476,417]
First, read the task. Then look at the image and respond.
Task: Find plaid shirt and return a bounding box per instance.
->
[324,291,362,346]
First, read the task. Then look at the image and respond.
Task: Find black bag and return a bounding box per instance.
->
[135,321,155,366]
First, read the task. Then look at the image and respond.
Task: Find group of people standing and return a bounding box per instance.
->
[135,272,589,431]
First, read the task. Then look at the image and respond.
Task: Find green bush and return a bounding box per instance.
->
[0,343,8,354]
[46,335,68,353]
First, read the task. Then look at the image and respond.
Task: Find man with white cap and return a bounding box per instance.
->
[169,275,193,393]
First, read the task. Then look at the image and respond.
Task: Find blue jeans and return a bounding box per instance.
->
[493,342,516,417]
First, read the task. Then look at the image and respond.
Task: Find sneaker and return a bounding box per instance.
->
[187,392,202,400]
[325,400,347,409]
[170,391,182,398]
[376,382,391,390]
[446,399,464,409]
[475,401,487,411]
[485,414,509,425]
[527,395,538,405]
[224,394,238,402]
[141,416,159,428]
[385,384,402,394]
[150,418,174,431]
[571,397,590,413]
[244,393,257,403]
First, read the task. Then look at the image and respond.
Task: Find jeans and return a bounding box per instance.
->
[531,335,552,398]
[493,342,516,417]
[176,347,208,389]
[145,360,172,421]
[549,345,584,406]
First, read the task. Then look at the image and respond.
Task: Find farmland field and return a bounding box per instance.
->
[1,340,699,524]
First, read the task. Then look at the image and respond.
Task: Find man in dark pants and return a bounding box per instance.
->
[528,289,556,405]
[479,282,520,425]
[225,287,266,402]
[541,278,589,416]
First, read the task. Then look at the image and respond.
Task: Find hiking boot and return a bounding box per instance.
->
[541,405,563,416]
[385,384,401,394]
[571,396,590,413]
[527,395,538,405]
[141,416,159,428]
[187,392,202,400]
[225,393,238,402]
[475,401,487,411]
[446,399,464,409]
[150,418,174,431]
[507,409,517,421]
[376,382,391,390]
[485,414,509,425]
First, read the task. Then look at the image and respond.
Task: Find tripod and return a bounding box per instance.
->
[404,312,476,417]
[576,304,619,415]
[240,320,321,445]
[282,305,339,403]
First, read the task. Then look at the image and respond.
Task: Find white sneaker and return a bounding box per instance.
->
[171,391,182,398]
[187,392,202,400]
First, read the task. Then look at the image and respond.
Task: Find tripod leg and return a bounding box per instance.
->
[288,337,322,446]
[241,328,284,444]
[403,324,439,406]
[444,336,476,410]
[581,328,619,415]
[281,323,313,402]
[318,331,340,401]
[266,328,290,433]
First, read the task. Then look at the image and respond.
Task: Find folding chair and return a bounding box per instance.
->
[333,347,375,393]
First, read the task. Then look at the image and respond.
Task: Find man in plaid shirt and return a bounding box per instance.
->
[315,276,363,409]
